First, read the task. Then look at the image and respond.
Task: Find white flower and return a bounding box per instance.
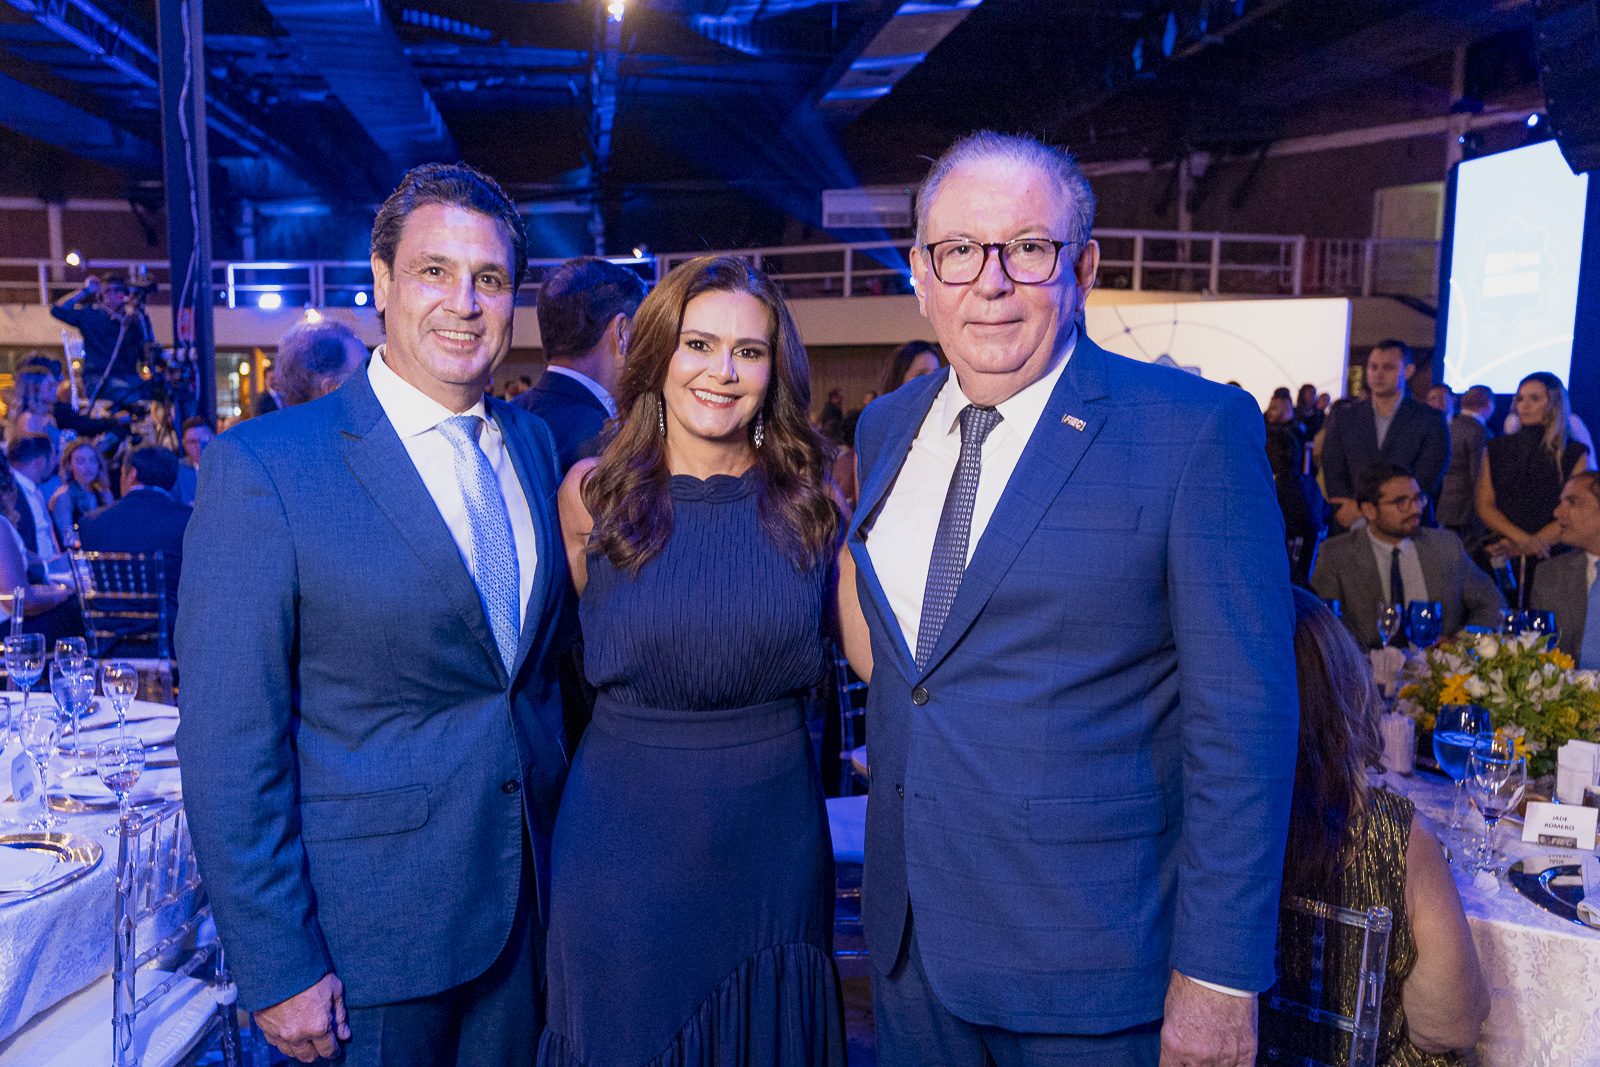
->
[1518,632,1542,652]
[1474,634,1499,659]
[1465,676,1490,698]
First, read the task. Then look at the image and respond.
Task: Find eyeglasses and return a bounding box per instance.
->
[920,238,1076,286]
[1379,492,1428,510]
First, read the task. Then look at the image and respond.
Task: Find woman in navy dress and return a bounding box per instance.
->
[539,255,851,1066]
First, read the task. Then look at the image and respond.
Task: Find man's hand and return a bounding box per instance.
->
[83,275,101,293]
[253,973,350,1063]
[1159,971,1257,1067]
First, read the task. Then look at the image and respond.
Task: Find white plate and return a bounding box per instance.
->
[73,716,177,748]
[59,765,181,802]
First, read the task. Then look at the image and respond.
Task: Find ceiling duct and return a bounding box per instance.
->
[257,0,456,180]
[815,0,983,116]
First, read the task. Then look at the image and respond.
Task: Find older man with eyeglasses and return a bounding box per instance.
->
[836,131,1298,1067]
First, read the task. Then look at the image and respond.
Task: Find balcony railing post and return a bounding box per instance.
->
[1209,235,1221,295]
[226,263,236,310]
[311,262,324,308]
[37,262,48,305]
[843,247,853,298]
[1292,236,1305,297]
[1132,234,1144,291]
[1362,239,1375,298]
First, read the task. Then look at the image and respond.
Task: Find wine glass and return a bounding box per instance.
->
[1467,736,1528,875]
[1524,611,1558,648]
[49,662,95,775]
[4,633,46,729]
[53,637,88,666]
[1406,601,1444,649]
[1433,704,1492,861]
[94,735,144,837]
[1376,604,1403,648]
[99,661,138,726]
[18,704,62,830]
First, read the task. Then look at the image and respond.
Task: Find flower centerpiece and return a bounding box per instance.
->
[1395,631,1600,778]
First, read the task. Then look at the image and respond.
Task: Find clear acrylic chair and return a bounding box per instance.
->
[0,802,242,1067]
[1259,898,1392,1067]
[833,649,868,795]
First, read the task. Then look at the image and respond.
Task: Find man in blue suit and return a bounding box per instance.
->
[842,132,1298,1066]
[177,163,574,1066]
[514,256,645,475]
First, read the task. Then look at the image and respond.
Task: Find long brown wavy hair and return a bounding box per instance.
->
[1283,587,1386,897]
[582,255,840,575]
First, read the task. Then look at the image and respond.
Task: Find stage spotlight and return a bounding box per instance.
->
[240,362,252,376]
[631,246,646,258]
[606,0,625,21]
[1456,131,1486,160]
[355,291,369,306]
[258,292,283,310]
[1528,112,1542,128]
[304,308,323,323]
[64,250,81,267]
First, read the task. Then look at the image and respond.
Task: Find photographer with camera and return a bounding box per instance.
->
[50,273,154,409]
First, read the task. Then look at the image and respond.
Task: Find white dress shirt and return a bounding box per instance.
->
[1586,552,1597,591]
[368,348,538,625]
[1367,531,1428,605]
[13,471,55,557]
[866,329,1076,657]
[546,365,617,419]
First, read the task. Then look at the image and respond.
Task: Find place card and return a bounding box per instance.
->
[1522,801,1599,851]
[9,751,34,807]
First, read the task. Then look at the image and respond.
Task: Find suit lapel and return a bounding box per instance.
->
[538,370,609,416]
[916,339,1111,679]
[1352,529,1387,643]
[847,371,946,683]
[337,368,506,681]
[489,399,558,675]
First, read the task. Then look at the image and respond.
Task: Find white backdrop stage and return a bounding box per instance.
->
[1085,297,1353,410]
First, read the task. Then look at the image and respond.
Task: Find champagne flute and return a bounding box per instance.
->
[1433,704,1492,862]
[99,661,138,727]
[1467,736,1527,875]
[1376,604,1403,648]
[49,661,95,775]
[18,704,62,830]
[4,633,46,730]
[95,735,144,837]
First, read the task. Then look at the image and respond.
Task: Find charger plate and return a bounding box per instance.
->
[0,832,102,907]
[1507,855,1598,929]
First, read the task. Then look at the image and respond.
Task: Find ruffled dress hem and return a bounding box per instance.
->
[538,941,846,1067]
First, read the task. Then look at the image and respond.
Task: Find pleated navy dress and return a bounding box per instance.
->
[539,469,847,1067]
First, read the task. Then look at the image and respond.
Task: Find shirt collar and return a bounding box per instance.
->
[545,365,616,416]
[935,325,1078,441]
[368,344,489,440]
[13,471,38,494]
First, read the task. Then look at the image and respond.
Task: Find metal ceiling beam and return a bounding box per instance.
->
[0,67,156,167]
[585,0,624,254]
[811,0,983,118]
[257,0,456,183]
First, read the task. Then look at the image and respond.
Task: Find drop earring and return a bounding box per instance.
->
[659,393,667,436]
[753,412,765,449]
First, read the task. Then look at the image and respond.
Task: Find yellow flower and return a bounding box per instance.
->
[1422,712,1436,732]
[1399,684,1420,700]
[1545,650,1576,671]
[1440,674,1471,707]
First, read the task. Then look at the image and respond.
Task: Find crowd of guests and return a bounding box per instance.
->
[1261,339,1600,669]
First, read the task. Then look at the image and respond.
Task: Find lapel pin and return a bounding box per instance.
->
[1062,414,1087,431]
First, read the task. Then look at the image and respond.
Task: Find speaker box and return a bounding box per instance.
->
[1537,0,1600,174]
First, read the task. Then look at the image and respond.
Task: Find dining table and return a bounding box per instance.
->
[0,696,183,1047]
[1375,767,1600,1066]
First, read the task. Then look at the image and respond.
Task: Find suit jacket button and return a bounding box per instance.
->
[896,784,905,798]
[911,686,929,706]
[502,779,521,794]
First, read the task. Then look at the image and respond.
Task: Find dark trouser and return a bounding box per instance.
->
[872,912,1161,1067]
[326,825,543,1067]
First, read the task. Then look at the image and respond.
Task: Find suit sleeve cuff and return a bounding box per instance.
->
[1181,973,1256,998]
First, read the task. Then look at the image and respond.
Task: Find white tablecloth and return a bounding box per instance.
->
[1377,770,1600,1066]
[0,699,180,1044]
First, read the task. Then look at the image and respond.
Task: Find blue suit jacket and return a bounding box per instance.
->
[513,369,609,476]
[176,364,575,1011]
[848,338,1298,1033]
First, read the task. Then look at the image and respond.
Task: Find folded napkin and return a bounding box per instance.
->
[0,843,59,892]
[1579,855,1600,929]
[1369,647,1406,695]
[1557,740,1600,804]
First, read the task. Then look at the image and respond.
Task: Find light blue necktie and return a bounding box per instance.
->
[1582,570,1600,671]
[436,415,520,672]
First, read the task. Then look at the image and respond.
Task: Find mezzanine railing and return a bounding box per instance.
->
[0,232,1439,310]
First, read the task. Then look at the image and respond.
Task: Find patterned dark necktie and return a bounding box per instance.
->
[1390,546,1405,607]
[437,415,521,672]
[915,405,1003,670]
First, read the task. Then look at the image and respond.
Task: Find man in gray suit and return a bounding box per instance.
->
[177,163,573,1065]
[1438,385,1494,547]
[1531,472,1600,663]
[1312,461,1504,648]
